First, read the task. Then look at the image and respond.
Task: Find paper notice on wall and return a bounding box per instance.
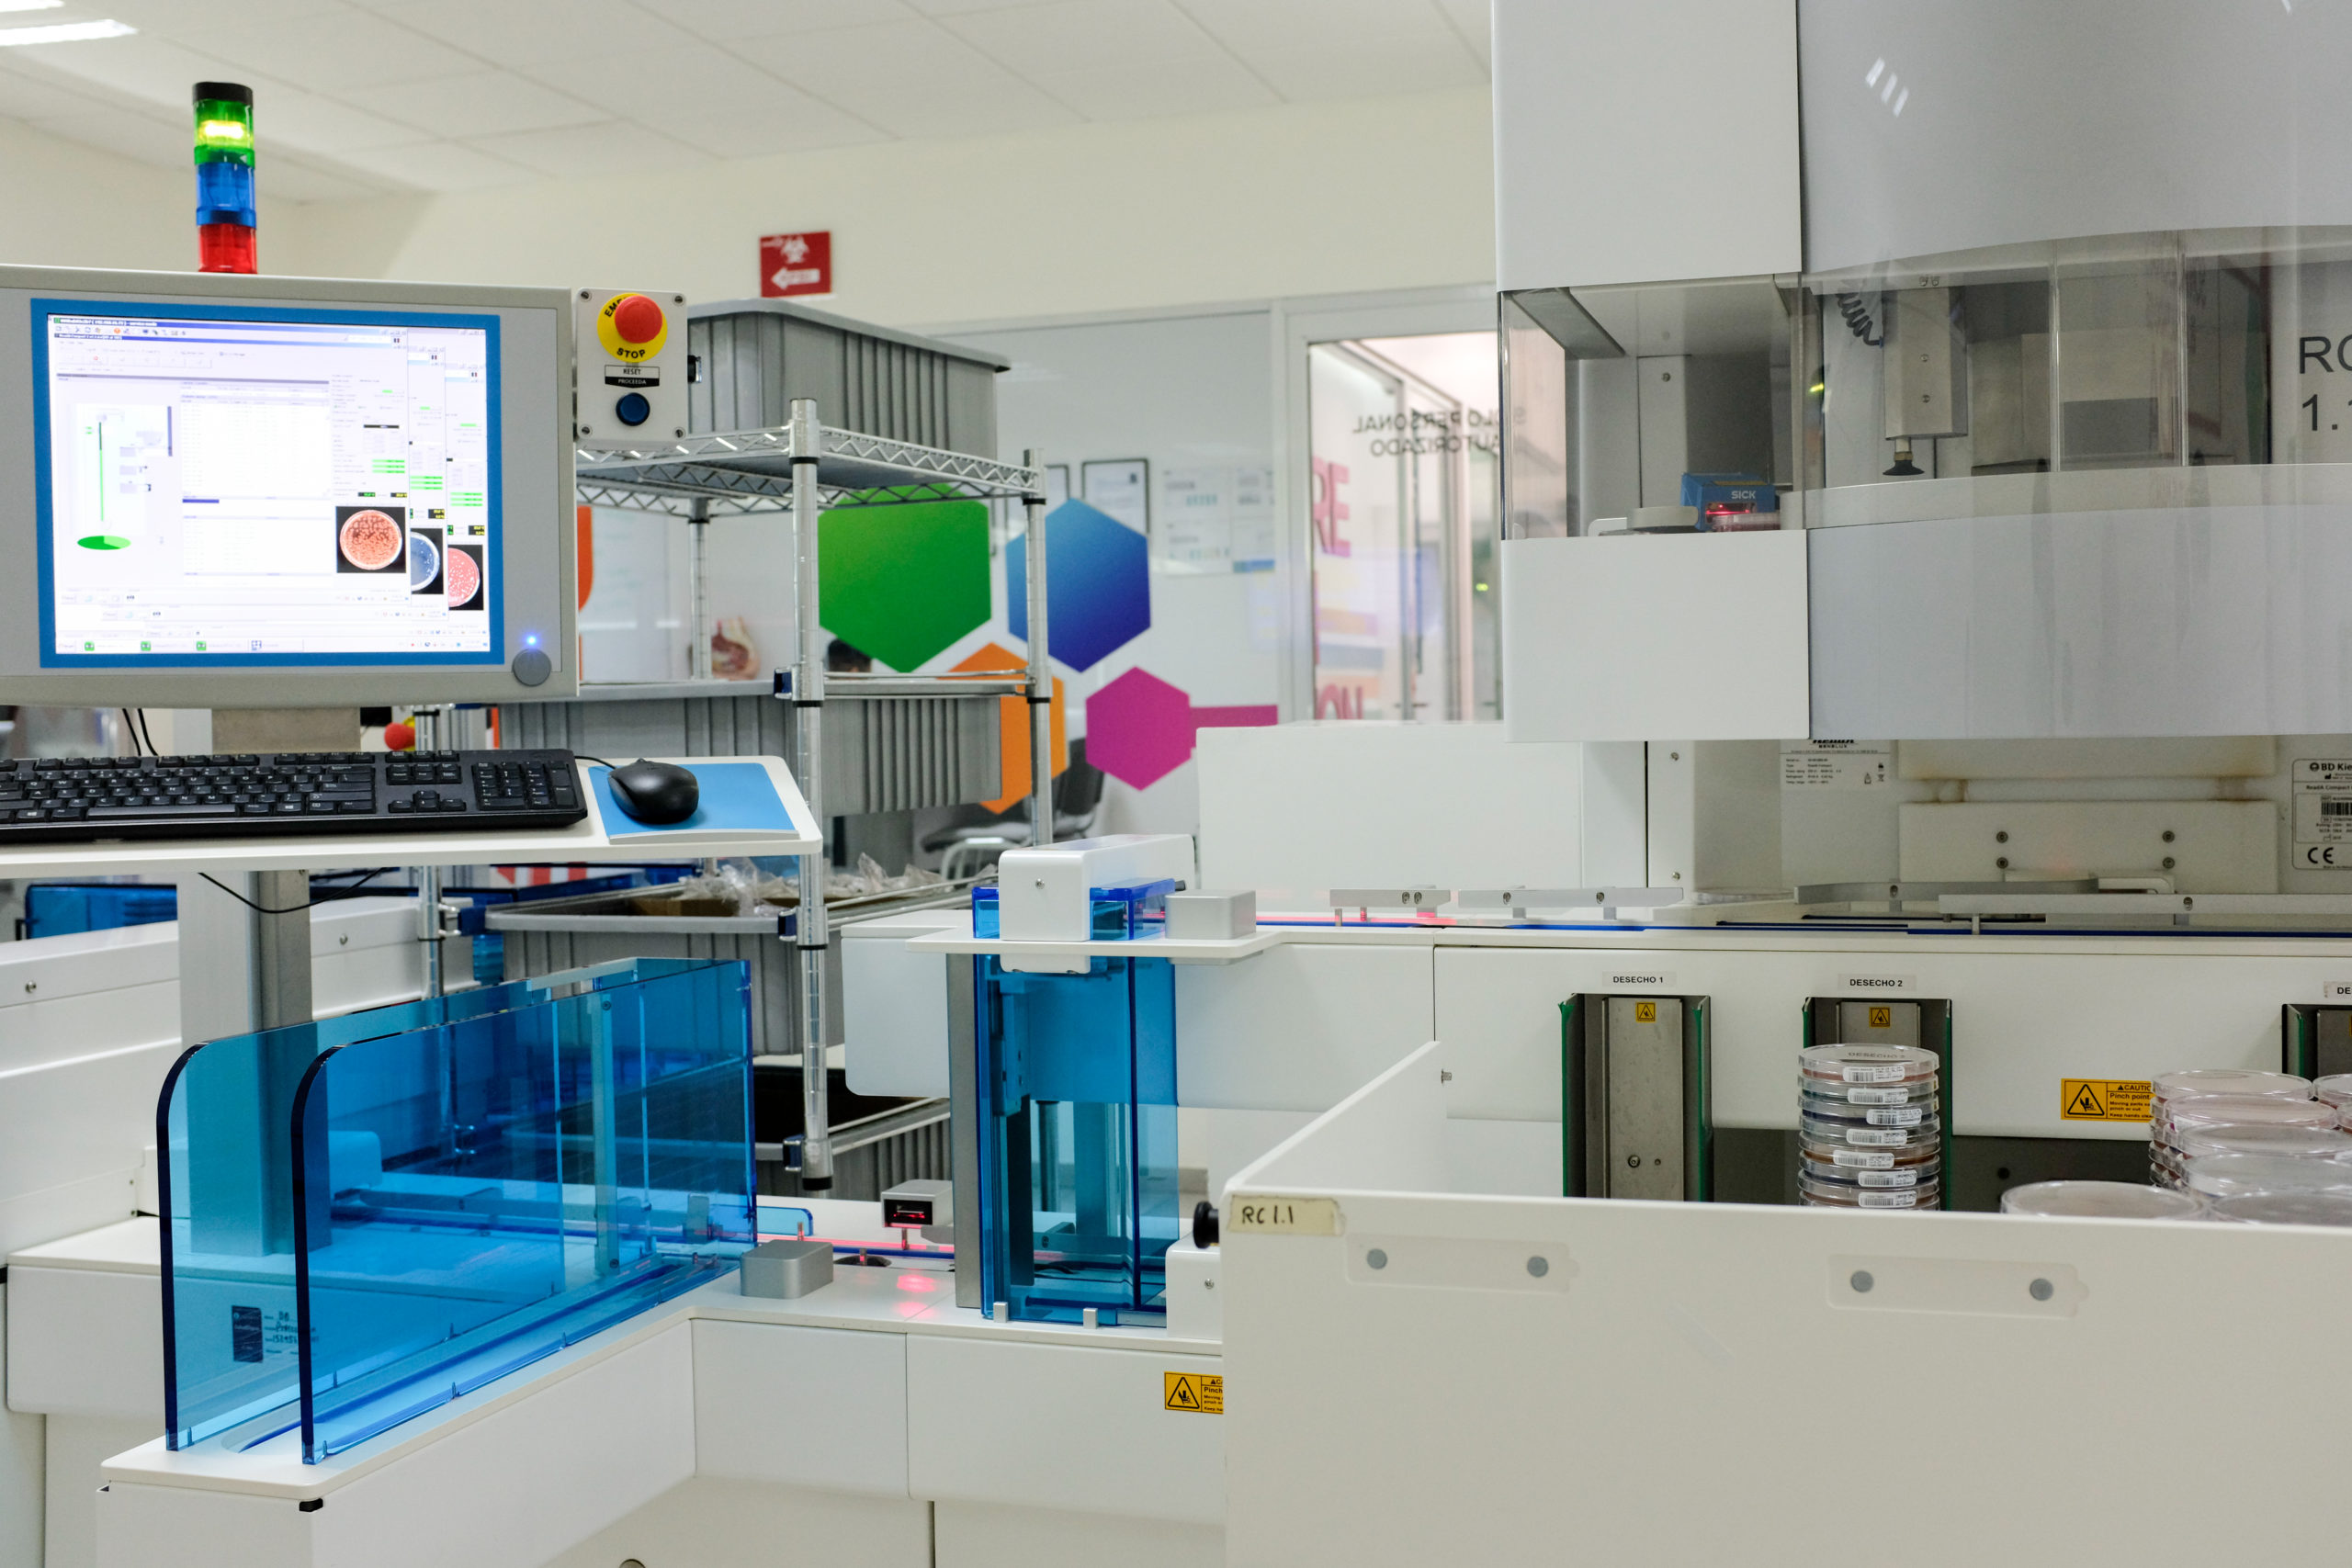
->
[1158,463,1276,574]
[1159,466,1231,573]
[1781,739,1892,789]
[2292,759,2352,868]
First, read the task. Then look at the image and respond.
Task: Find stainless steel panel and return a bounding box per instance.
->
[1834,999,1922,1047]
[1603,996,1684,1200]
[2318,1008,2352,1079]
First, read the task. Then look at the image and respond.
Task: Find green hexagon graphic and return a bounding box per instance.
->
[819,498,991,671]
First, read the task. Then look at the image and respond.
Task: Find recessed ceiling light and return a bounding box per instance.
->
[0,17,134,43]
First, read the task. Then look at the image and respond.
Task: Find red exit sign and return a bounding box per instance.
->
[760,231,831,298]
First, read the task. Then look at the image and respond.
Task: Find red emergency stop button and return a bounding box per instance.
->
[612,293,663,344]
[594,291,670,363]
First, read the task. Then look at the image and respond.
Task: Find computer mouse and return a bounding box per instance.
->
[605,759,699,825]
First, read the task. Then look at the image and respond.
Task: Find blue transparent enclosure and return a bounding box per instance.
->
[159,958,754,1463]
[973,954,1178,1324]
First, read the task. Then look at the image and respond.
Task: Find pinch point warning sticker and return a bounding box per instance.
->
[1164,1371,1223,1414]
[2061,1078,2152,1122]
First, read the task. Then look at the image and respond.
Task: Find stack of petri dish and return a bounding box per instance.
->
[2151,1090,2336,1188]
[1799,1043,1940,1210]
[2180,1152,2352,1203]
[2209,1190,2352,1226]
[2313,1074,2352,1111]
[2000,1180,2203,1219]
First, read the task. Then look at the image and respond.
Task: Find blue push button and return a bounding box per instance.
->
[615,391,651,426]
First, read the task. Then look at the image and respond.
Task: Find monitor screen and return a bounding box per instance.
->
[35,301,503,668]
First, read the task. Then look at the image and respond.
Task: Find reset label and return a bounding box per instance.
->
[2061,1078,2152,1122]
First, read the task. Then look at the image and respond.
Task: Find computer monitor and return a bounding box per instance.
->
[0,265,576,707]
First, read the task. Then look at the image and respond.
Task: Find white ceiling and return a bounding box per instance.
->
[0,0,1490,203]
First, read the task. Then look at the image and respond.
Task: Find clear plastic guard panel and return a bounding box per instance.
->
[974,954,1178,1325]
[159,959,754,1465]
[159,976,560,1453]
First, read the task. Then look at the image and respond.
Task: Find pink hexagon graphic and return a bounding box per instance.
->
[1086,667,1277,790]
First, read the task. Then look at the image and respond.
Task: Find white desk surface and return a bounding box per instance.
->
[0,754,820,879]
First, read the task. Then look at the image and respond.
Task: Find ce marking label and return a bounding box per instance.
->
[2310,846,2347,866]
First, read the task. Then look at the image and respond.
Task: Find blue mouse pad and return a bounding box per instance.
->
[589,762,793,840]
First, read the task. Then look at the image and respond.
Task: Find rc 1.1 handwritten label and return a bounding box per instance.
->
[1227,1195,1343,1236]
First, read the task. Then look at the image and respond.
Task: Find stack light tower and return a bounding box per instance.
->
[192,81,255,274]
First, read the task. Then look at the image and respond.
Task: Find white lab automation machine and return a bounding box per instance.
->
[16,6,2352,1563]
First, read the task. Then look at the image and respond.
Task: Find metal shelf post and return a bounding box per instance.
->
[1023,448,1052,847]
[788,398,833,1190]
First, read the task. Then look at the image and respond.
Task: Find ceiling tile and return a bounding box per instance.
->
[519,42,808,107]
[254,86,434,153]
[741,20,1080,136]
[632,0,917,40]
[106,0,357,34]
[334,136,536,191]
[643,95,891,157]
[1245,40,1486,101]
[0,62,111,120]
[9,32,255,110]
[899,0,1046,14]
[1021,51,1273,120]
[1431,0,1488,68]
[1174,0,1471,62]
[468,118,711,176]
[371,0,696,69]
[943,0,1228,78]
[260,151,393,201]
[26,107,187,167]
[191,10,482,90]
[346,71,606,138]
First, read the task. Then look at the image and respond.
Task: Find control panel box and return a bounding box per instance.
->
[574,288,686,441]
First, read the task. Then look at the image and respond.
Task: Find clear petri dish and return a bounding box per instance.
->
[2151,1069,2310,1108]
[1999,1180,2204,1219]
[1800,1176,1939,1209]
[2160,1096,2339,1134]
[2166,1124,2352,1161]
[1800,1079,1938,1108]
[2181,1153,2352,1201]
[1802,1113,1939,1147]
[1801,1043,1939,1087]
[2209,1190,2352,1226]
[2313,1075,2352,1109]
[1801,1141,1942,1172]
[1798,1162,1929,1189]
[1796,1097,1936,1129]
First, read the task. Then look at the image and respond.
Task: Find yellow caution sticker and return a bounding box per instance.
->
[2061,1078,2153,1122]
[1868,1006,1893,1030]
[1634,1001,1657,1023]
[1164,1371,1223,1414]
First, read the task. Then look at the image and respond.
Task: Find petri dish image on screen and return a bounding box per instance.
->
[337,507,404,572]
[409,530,440,592]
[445,542,481,608]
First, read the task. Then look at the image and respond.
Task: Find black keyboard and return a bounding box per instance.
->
[0,749,588,845]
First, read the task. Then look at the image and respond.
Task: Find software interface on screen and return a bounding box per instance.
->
[38,305,499,664]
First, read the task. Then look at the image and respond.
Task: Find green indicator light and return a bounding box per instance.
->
[193,96,254,165]
[76,535,130,550]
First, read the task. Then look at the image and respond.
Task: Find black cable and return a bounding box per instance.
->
[574,754,621,770]
[198,867,398,915]
[119,709,145,757]
[136,709,158,758]
[1835,291,1884,346]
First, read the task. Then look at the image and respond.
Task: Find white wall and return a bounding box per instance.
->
[273,88,1495,328]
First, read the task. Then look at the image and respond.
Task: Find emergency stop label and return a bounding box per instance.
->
[2061,1078,2152,1122]
[1164,1371,1223,1414]
[2293,760,2352,867]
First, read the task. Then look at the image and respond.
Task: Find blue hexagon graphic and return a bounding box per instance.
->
[1006,499,1150,671]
